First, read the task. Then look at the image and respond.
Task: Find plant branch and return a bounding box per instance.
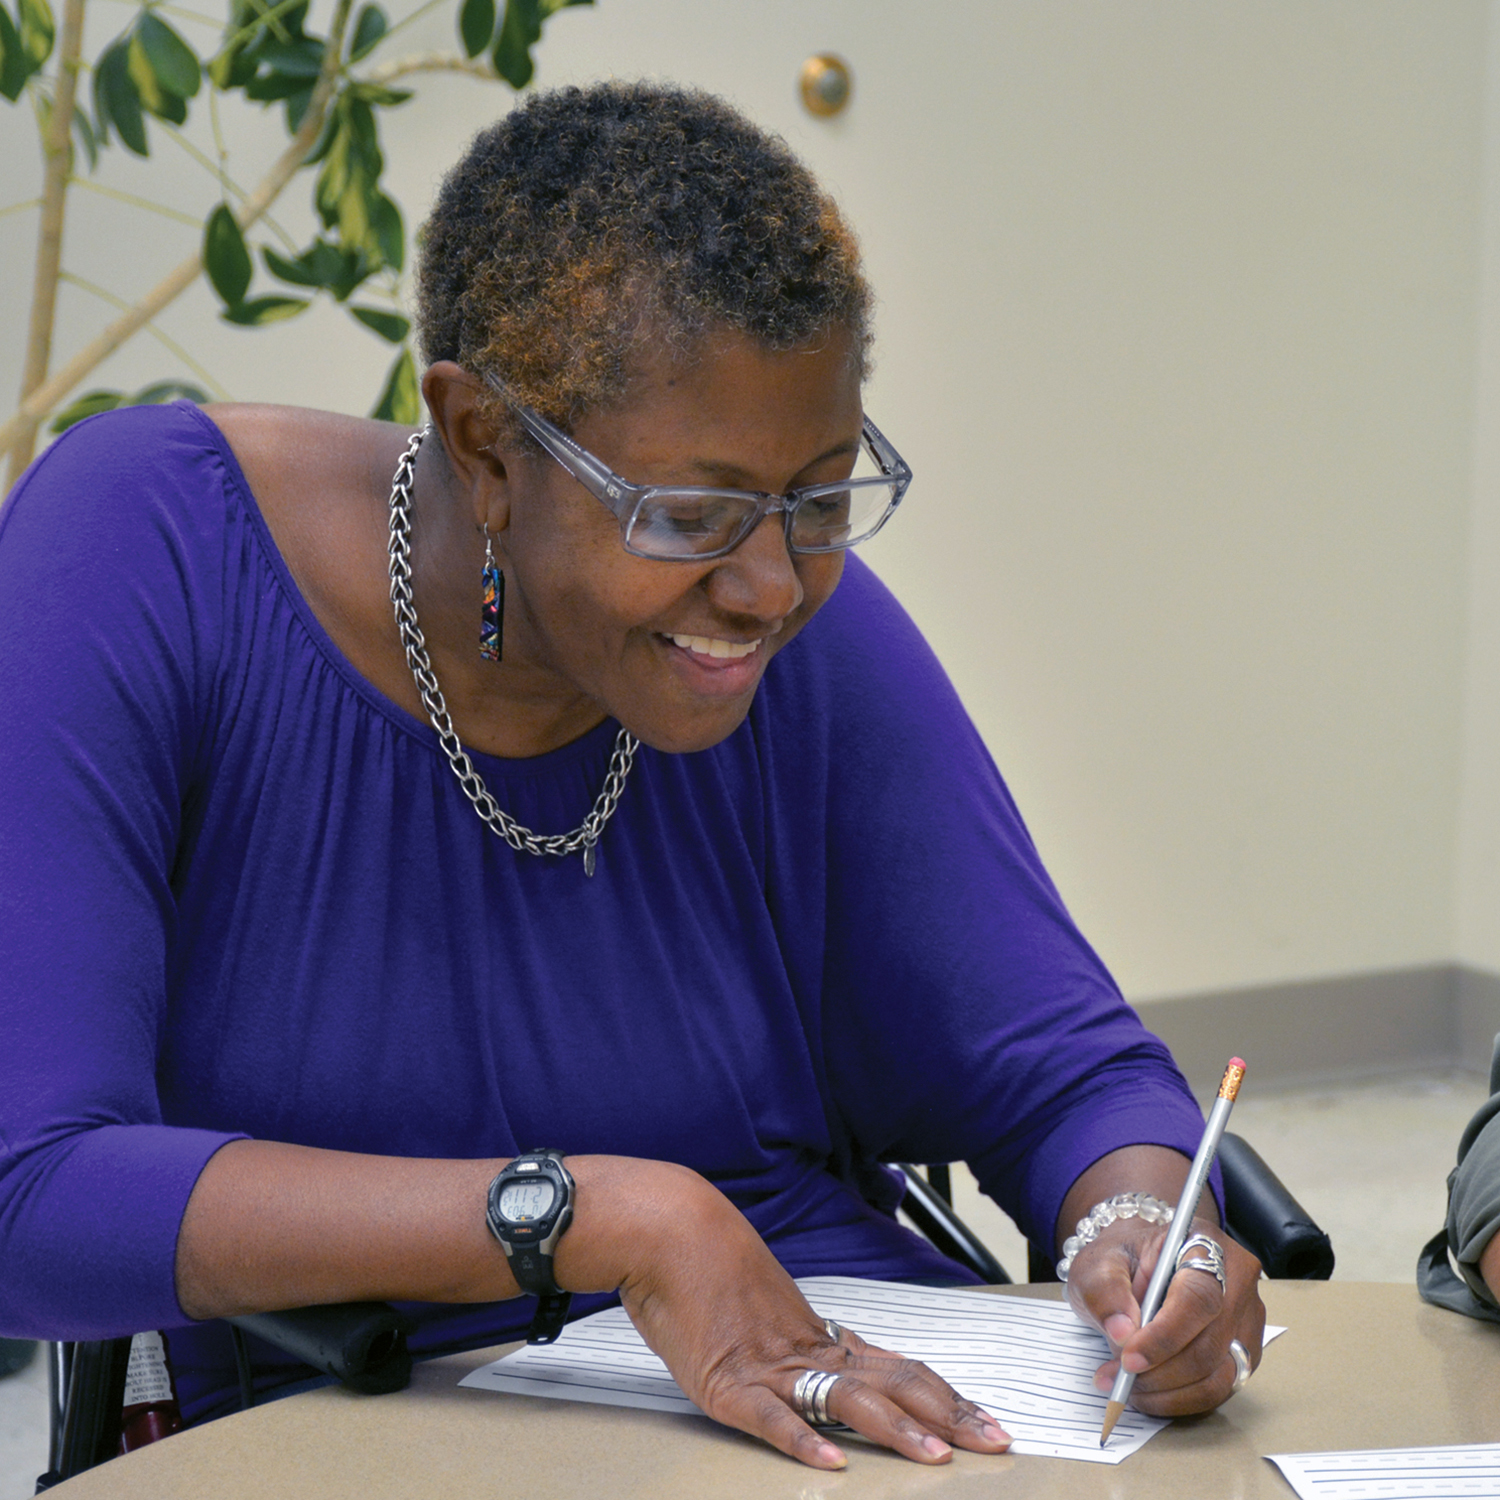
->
[9,0,88,486]
[374,0,449,46]
[70,176,206,227]
[0,0,356,480]
[159,117,299,250]
[153,3,227,30]
[59,271,232,398]
[366,50,495,84]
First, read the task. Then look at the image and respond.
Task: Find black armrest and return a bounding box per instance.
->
[895,1165,1013,1284]
[1220,1131,1335,1280]
[229,1302,413,1395]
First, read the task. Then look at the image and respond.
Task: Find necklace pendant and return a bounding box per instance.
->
[583,841,597,878]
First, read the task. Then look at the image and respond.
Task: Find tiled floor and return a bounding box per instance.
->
[0,1067,1489,1497]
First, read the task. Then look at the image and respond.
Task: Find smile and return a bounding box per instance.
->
[663,634,764,660]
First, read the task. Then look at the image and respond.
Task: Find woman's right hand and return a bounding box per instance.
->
[598,1161,1011,1471]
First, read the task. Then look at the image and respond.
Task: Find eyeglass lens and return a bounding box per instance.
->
[624,478,900,558]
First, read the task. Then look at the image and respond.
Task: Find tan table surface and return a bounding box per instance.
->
[49,1281,1500,1499]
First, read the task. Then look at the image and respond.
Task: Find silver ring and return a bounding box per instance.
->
[822,1318,842,1345]
[1174,1232,1226,1293]
[791,1368,844,1428]
[1228,1338,1252,1394]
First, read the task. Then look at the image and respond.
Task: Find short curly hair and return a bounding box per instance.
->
[415,81,872,437]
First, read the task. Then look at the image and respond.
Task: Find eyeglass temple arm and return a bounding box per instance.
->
[481,375,628,508]
[860,416,910,483]
[516,408,623,501]
[489,374,907,504]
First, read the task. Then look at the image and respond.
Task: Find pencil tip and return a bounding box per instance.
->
[1099,1400,1125,1446]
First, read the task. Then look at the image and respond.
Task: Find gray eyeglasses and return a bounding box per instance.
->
[485,377,912,561]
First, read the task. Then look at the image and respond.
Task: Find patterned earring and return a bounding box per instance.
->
[480,530,503,663]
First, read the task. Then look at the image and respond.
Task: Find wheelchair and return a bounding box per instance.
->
[35,1130,1330,1490]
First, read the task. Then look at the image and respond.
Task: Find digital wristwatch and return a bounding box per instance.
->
[486,1149,575,1345]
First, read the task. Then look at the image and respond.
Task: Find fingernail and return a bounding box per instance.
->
[979,1420,1010,1447]
[1121,1351,1149,1374]
[815,1442,846,1468]
[1094,1369,1113,1393]
[920,1435,951,1459]
[1104,1313,1134,1346]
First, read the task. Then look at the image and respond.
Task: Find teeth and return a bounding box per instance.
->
[666,633,762,660]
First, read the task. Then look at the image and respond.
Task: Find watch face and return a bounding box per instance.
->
[498,1177,556,1224]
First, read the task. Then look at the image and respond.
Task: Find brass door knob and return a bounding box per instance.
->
[799,54,852,118]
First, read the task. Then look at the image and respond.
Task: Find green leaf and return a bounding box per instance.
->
[48,389,124,433]
[346,79,410,107]
[314,102,383,247]
[94,37,149,154]
[282,81,313,130]
[203,203,253,306]
[347,2,386,61]
[344,95,379,163]
[491,0,541,89]
[135,13,200,100]
[244,69,311,101]
[222,293,310,325]
[349,305,408,342]
[71,103,97,170]
[127,28,172,118]
[17,0,51,75]
[458,0,493,58]
[133,379,210,405]
[540,0,592,12]
[263,242,329,288]
[314,121,350,227]
[367,191,402,272]
[0,5,29,102]
[207,34,259,90]
[337,175,372,248]
[263,238,369,299]
[370,346,418,424]
[256,34,322,74]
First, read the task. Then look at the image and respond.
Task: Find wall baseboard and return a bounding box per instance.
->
[1135,964,1500,1097]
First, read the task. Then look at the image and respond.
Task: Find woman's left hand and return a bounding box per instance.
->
[1064,1212,1266,1415]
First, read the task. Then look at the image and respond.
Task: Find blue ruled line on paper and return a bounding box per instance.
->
[1267,1444,1500,1498]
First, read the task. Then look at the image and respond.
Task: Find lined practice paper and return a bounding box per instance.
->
[463,1275,1175,1464]
[1267,1444,1500,1498]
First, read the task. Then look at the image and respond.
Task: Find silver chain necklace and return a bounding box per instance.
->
[386,424,639,877]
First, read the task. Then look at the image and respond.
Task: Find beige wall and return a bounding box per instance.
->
[1459,7,1500,978]
[3,2,1493,1003]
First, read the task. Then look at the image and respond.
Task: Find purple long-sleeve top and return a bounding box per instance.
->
[0,403,1209,1421]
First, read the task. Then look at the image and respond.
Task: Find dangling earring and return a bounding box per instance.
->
[480,529,504,663]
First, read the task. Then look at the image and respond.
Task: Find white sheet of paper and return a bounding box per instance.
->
[1267,1443,1500,1499]
[461,1275,1283,1465]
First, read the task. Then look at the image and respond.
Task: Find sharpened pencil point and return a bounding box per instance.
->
[1099,1400,1125,1446]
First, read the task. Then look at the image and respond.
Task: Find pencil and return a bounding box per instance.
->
[1099,1056,1246,1446]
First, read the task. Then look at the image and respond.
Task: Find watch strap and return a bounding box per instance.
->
[526,1291,572,1345]
[505,1240,563,1297]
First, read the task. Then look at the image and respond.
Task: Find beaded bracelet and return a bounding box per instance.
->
[1055,1192,1175,1282]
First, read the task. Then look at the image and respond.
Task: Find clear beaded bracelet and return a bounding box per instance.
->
[1056,1192,1175,1282]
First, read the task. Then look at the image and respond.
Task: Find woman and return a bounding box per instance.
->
[0,82,1263,1470]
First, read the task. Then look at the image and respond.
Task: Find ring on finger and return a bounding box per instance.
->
[1174,1232,1226,1293]
[822,1318,843,1345]
[1228,1338,1252,1394]
[792,1368,845,1428]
